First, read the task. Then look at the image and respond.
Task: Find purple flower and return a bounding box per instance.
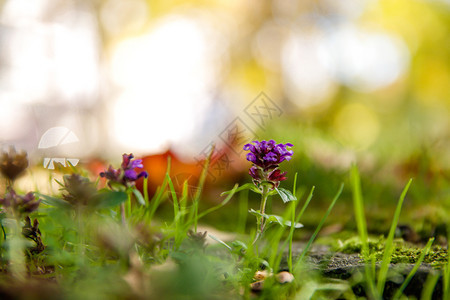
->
[100,153,148,188]
[0,188,40,215]
[243,140,293,188]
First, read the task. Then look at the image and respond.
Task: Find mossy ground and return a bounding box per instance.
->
[331,235,448,267]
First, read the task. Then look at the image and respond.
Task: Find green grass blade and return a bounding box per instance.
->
[350,165,379,299]
[166,173,179,223]
[294,183,343,272]
[146,158,171,222]
[269,183,310,273]
[189,144,215,233]
[132,188,146,206]
[421,271,440,300]
[195,184,238,221]
[143,176,149,203]
[179,180,189,224]
[377,178,412,295]
[288,185,313,272]
[444,223,450,298]
[267,196,298,270]
[350,165,369,257]
[393,238,434,300]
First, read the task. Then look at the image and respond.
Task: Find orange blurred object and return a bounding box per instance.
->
[86,145,248,202]
[136,150,203,197]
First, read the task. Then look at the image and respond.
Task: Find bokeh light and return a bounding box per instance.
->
[0,0,448,177]
[109,13,227,153]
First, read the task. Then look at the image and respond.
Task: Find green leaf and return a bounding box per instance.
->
[108,181,127,192]
[208,234,232,251]
[230,240,248,256]
[276,187,297,203]
[231,240,248,251]
[93,190,128,209]
[132,188,146,206]
[249,209,303,228]
[35,193,71,210]
[220,183,260,196]
[196,184,237,220]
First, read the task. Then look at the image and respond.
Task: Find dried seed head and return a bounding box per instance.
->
[276,271,294,284]
[187,230,208,250]
[62,174,97,206]
[22,216,45,254]
[0,147,29,182]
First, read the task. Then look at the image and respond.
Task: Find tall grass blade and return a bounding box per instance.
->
[293,183,343,271]
[146,158,171,222]
[143,176,149,203]
[350,165,378,299]
[267,197,298,270]
[189,144,215,232]
[421,271,440,300]
[271,182,309,272]
[179,180,189,224]
[350,165,369,257]
[288,185,313,271]
[166,173,179,223]
[444,223,450,299]
[195,184,238,221]
[393,237,434,300]
[377,178,412,295]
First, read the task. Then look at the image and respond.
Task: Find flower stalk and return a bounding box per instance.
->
[255,184,270,243]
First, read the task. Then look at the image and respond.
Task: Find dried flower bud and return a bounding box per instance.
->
[62,174,97,206]
[22,216,45,254]
[0,147,29,182]
[187,230,208,250]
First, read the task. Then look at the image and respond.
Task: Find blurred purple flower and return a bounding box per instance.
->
[243,140,293,188]
[0,188,40,215]
[100,153,148,188]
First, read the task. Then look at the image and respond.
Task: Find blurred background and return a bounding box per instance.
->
[0,0,449,232]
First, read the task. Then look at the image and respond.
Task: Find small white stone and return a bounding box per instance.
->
[276,271,294,283]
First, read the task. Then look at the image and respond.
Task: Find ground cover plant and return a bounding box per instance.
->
[0,143,448,299]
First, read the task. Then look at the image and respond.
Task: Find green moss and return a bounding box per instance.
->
[335,236,448,267]
[335,236,385,254]
[372,245,448,267]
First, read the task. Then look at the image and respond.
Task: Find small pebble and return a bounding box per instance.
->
[276,271,294,284]
[254,270,271,280]
[250,280,264,291]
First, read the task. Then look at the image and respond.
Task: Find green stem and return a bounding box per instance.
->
[10,216,25,280]
[77,206,85,265]
[126,190,133,222]
[259,185,269,233]
[253,185,270,244]
[120,202,126,227]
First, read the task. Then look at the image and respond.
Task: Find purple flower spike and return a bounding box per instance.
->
[243,140,293,189]
[100,153,148,188]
